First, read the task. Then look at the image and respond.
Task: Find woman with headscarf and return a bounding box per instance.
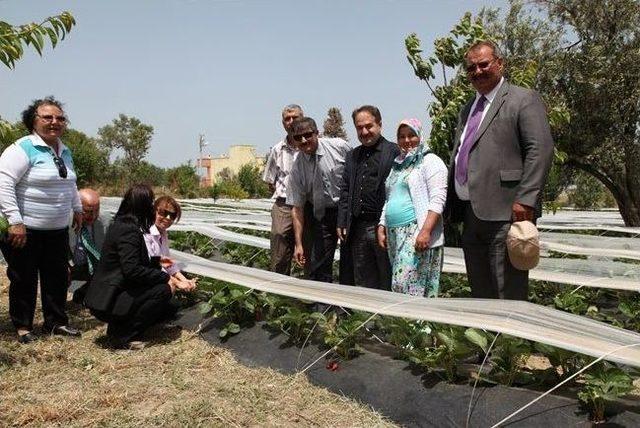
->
[376,118,448,297]
[0,96,83,343]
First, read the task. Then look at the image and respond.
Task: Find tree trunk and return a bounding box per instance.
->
[614,185,640,227]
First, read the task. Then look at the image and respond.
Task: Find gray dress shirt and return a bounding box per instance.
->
[287,137,351,218]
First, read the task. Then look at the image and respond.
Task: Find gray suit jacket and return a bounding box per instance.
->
[447,81,554,222]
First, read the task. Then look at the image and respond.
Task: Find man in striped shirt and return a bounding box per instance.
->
[262,104,303,275]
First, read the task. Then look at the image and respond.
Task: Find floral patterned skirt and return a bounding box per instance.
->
[387,221,443,297]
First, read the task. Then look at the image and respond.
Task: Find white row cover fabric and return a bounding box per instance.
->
[173,250,640,368]
[171,223,640,291]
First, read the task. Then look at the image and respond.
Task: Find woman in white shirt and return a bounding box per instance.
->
[0,97,83,343]
[144,196,195,287]
[377,118,448,297]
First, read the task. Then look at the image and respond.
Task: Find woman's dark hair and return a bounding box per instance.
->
[154,195,182,223]
[115,184,155,232]
[21,96,65,132]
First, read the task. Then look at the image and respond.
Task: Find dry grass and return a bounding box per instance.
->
[0,272,395,427]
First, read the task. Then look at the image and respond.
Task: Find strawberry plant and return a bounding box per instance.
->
[220,242,270,270]
[408,325,477,382]
[488,335,534,386]
[377,316,433,358]
[169,230,217,259]
[618,293,640,332]
[578,363,635,422]
[553,289,590,315]
[199,283,260,338]
[535,342,586,381]
[268,305,327,345]
[323,311,370,360]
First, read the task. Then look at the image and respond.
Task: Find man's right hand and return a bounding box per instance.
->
[294,243,306,267]
[336,227,347,242]
[8,224,26,248]
[376,225,387,249]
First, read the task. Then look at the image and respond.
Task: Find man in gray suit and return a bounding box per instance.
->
[447,40,554,300]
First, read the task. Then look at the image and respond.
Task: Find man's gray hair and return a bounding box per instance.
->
[465,40,504,59]
[282,104,303,115]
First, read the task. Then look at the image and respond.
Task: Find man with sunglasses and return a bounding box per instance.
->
[262,104,303,275]
[287,117,350,282]
[446,41,554,300]
[0,96,84,343]
[69,188,108,304]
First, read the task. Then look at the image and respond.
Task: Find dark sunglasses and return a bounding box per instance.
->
[37,114,67,123]
[52,156,68,178]
[292,131,316,142]
[465,58,497,73]
[157,208,177,220]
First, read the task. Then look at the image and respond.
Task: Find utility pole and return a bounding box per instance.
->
[198,134,208,185]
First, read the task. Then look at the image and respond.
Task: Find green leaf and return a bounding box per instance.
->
[197,301,213,314]
[464,328,490,353]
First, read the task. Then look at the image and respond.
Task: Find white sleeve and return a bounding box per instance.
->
[262,146,277,184]
[286,157,305,207]
[0,144,30,225]
[422,154,448,215]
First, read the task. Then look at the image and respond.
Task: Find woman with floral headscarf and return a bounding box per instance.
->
[376,118,448,297]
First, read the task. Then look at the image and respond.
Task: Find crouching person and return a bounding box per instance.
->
[84,184,195,350]
[69,188,107,304]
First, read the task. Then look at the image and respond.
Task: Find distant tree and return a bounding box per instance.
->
[533,0,640,225]
[570,171,615,210]
[0,121,26,153]
[237,163,270,198]
[133,161,166,188]
[98,114,154,184]
[166,163,200,197]
[63,129,109,187]
[322,107,348,140]
[217,167,233,182]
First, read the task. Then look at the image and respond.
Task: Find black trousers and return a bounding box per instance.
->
[302,204,339,283]
[461,203,529,300]
[350,218,392,291]
[105,283,173,344]
[0,228,70,330]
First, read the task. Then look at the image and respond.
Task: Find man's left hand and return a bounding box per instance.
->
[512,202,534,222]
[72,212,83,232]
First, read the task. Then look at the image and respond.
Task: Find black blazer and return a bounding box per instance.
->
[337,136,400,236]
[85,216,170,318]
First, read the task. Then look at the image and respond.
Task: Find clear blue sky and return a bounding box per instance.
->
[1,0,505,167]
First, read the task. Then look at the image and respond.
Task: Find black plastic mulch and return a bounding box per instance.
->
[175,308,640,427]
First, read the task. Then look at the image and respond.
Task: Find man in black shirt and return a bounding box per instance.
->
[337,105,399,289]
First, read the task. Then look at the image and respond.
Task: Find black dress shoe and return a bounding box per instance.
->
[46,325,82,337]
[17,331,38,344]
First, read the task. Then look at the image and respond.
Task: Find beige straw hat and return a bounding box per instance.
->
[506,221,540,271]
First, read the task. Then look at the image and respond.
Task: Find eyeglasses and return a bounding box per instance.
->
[52,156,68,178]
[36,114,67,123]
[465,58,497,73]
[157,208,177,220]
[292,131,316,142]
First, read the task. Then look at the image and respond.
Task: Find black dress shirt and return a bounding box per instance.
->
[352,138,383,218]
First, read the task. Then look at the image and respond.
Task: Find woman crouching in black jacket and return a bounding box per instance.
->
[85,184,195,349]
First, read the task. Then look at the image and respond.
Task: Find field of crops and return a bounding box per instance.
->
[101,197,640,424]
